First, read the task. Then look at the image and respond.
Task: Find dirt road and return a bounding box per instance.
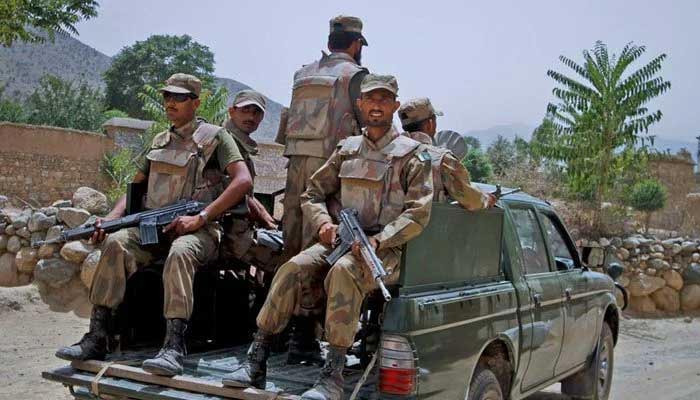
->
[1,285,699,400]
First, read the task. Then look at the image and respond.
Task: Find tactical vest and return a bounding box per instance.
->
[144,122,222,209]
[404,131,449,201]
[336,134,422,231]
[284,52,367,159]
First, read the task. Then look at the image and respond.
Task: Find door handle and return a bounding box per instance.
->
[532,293,542,307]
[564,288,572,301]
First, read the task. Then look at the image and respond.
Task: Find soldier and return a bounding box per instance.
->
[222,74,434,400]
[221,89,280,271]
[55,73,253,377]
[399,97,496,210]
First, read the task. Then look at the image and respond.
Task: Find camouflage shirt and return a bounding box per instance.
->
[301,126,434,250]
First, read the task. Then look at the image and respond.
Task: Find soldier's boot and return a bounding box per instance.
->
[300,346,347,400]
[222,331,272,389]
[55,305,110,361]
[287,316,324,365]
[142,319,187,376]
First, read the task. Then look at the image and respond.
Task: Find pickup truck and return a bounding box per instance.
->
[43,184,624,400]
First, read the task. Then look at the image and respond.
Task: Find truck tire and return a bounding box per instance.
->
[468,366,503,400]
[564,322,614,400]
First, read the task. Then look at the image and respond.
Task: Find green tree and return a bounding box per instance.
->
[628,179,667,233]
[104,35,215,117]
[463,147,493,183]
[513,135,531,165]
[25,74,106,131]
[0,86,27,122]
[486,135,515,176]
[539,41,670,227]
[463,135,481,151]
[0,0,98,47]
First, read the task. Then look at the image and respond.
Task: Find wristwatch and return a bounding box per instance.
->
[198,210,210,223]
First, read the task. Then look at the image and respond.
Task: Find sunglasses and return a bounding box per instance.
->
[162,92,197,103]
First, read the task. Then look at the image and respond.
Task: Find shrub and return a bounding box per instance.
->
[628,179,667,232]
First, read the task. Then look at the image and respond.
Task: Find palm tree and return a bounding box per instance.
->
[541,41,670,231]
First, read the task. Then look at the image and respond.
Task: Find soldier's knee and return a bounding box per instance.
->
[275,261,302,280]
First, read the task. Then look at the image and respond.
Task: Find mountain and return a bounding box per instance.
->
[464,123,536,148]
[0,32,282,142]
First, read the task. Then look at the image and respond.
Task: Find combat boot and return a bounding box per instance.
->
[301,346,347,400]
[142,319,187,376]
[55,305,110,361]
[222,330,272,389]
[287,316,324,365]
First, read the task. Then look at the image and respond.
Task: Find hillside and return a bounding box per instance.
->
[0,33,282,142]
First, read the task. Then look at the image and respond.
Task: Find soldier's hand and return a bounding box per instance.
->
[318,222,338,246]
[163,215,205,237]
[486,193,497,208]
[90,216,116,244]
[351,237,378,259]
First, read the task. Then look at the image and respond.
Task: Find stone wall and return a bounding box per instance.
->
[648,155,696,231]
[0,122,114,206]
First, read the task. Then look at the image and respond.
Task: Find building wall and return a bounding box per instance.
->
[649,157,696,231]
[103,126,145,154]
[0,122,114,205]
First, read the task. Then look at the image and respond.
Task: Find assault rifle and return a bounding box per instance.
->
[33,200,206,247]
[325,208,392,301]
[491,184,522,199]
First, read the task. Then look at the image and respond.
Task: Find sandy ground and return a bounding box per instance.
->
[1,285,699,400]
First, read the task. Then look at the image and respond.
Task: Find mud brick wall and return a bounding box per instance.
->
[649,157,696,231]
[0,122,114,205]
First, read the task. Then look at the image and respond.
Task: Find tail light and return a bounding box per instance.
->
[379,334,418,396]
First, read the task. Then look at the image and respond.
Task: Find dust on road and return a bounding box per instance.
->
[1,285,699,400]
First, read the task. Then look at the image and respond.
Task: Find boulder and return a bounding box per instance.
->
[630,295,657,314]
[692,253,700,263]
[28,212,56,232]
[30,231,45,245]
[72,187,109,215]
[651,244,665,253]
[57,208,90,228]
[610,237,623,247]
[15,247,38,273]
[34,258,78,288]
[39,206,58,216]
[588,247,605,267]
[623,237,640,249]
[35,277,90,317]
[681,241,698,255]
[661,238,681,249]
[599,237,611,247]
[16,227,31,239]
[10,211,30,229]
[0,195,7,208]
[0,223,5,234]
[80,250,101,288]
[663,270,684,291]
[0,234,7,251]
[6,236,21,253]
[4,225,15,236]
[628,274,666,297]
[671,244,683,256]
[680,284,700,311]
[617,247,630,261]
[38,243,59,259]
[0,253,18,286]
[51,199,72,208]
[683,263,700,285]
[646,268,657,276]
[651,286,681,312]
[648,258,668,270]
[650,252,665,260]
[60,240,93,264]
[45,225,64,242]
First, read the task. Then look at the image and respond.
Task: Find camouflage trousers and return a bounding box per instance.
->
[281,155,327,263]
[89,225,221,320]
[256,242,401,348]
[220,218,280,273]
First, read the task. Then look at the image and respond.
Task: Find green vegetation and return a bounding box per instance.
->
[463,147,493,183]
[104,35,215,117]
[0,0,98,46]
[486,135,515,176]
[102,148,137,203]
[628,179,667,233]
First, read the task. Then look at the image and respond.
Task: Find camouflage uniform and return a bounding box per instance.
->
[279,16,369,261]
[257,124,434,347]
[400,98,489,210]
[89,116,243,319]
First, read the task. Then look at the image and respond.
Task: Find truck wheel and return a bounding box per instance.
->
[593,323,614,400]
[468,367,503,400]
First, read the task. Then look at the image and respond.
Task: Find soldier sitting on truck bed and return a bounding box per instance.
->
[399,97,496,210]
[221,74,434,400]
[55,73,253,377]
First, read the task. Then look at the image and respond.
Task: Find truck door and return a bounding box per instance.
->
[509,206,565,391]
[539,211,595,375]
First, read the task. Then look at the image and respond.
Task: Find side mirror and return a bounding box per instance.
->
[606,262,624,281]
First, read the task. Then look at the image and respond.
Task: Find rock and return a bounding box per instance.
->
[39,206,58,216]
[599,237,611,247]
[617,247,630,261]
[38,243,59,259]
[72,187,109,215]
[45,225,64,242]
[672,263,682,270]
[651,286,681,312]
[0,223,5,235]
[36,277,90,317]
[30,231,45,245]
[648,258,668,270]
[6,236,21,253]
[663,270,684,291]
[661,238,680,249]
[16,227,30,239]
[628,274,666,297]
[590,241,600,248]
[650,252,665,260]
[681,241,697,255]
[5,225,15,236]
[28,212,56,232]
[0,234,7,251]
[684,317,693,323]
[0,195,7,208]
[619,275,630,288]
[80,250,101,288]
[57,208,90,228]
[682,263,700,285]
[693,253,700,263]
[34,258,78,288]
[610,237,623,247]
[17,272,31,286]
[588,247,605,266]
[15,247,38,273]
[0,253,18,286]
[646,268,657,276]
[680,284,700,311]
[51,199,72,208]
[651,244,665,253]
[60,240,93,263]
[671,244,683,256]
[20,238,29,247]
[10,211,30,229]
[623,237,640,249]
[630,295,657,314]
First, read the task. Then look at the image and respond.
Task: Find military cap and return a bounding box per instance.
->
[233,89,266,113]
[360,74,398,96]
[329,15,368,46]
[399,97,444,126]
[159,73,202,97]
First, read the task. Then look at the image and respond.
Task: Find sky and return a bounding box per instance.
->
[74,0,700,143]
